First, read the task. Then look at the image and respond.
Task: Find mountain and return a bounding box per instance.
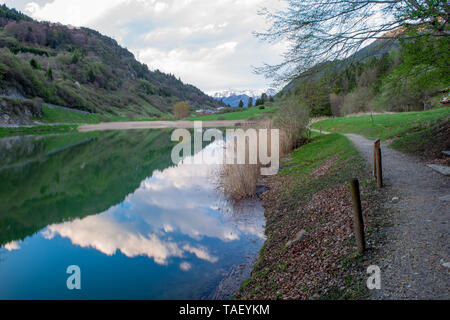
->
[0,5,224,120]
[209,88,277,107]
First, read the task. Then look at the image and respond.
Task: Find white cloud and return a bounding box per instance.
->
[2,241,21,251]
[180,262,192,271]
[2,0,287,91]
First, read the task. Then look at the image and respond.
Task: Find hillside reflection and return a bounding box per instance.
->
[39,141,265,267]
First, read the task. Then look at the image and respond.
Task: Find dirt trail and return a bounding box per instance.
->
[345,133,449,299]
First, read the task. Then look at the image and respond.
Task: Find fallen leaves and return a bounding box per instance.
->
[235,167,380,300]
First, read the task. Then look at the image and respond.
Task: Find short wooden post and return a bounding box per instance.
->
[375,144,383,188]
[373,139,380,178]
[350,179,365,254]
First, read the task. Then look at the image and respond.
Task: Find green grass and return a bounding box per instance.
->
[38,105,101,124]
[282,133,360,181]
[0,125,78,138]
[279,133,367,204]
[36,104,276,124]
[312,107,450,140]
[186,106,277,121]
[389,127,434,153]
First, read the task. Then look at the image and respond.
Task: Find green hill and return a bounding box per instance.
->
[278,35,449,117]
[0,5,224,122]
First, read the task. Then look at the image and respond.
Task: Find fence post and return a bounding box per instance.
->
[375,142,383,188]
[350,179,365,254]
[373,139,380,178]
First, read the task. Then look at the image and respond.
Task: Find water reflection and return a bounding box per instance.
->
[0,130,265,299]
[40,142,264,266]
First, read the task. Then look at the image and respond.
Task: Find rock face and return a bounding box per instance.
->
[0,97,42,125]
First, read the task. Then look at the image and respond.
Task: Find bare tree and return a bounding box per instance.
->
[255,0,449,83]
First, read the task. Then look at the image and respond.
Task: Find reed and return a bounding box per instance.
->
[219,98,309,200]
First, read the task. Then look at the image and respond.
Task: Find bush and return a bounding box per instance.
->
[259,106,265,110]
[30,97,43,115]
[275,97,310,155]
[173,101,190,120]
[329,93,344,117]
[30,58,40,69]
[341,87,375,115]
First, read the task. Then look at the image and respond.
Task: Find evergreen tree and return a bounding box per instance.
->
[46,67,53,81]
[261,93,268,103]
[71,49,82,64]
[247,97,253,107]
[88,68,96,83]
[238,100,244,108]
[30,58,41,70]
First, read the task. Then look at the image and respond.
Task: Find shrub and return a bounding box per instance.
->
[71,49,82,64]
[329,93,344,117]
[259,106,265,110]
[30,58,40,69]
[30,97,43,115]
[340,87,375,115]
[275,97,310,155]
[46,67,53,80]
[173,101,190,120]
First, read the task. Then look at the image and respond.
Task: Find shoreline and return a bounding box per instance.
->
[77,120,253,131]
[233,133,385,300]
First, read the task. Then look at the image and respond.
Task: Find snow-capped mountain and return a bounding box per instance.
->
[208,88,278,107]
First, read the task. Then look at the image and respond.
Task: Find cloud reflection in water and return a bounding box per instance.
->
[41,141,265,267]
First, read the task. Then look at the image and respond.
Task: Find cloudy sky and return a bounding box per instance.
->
[1,0,288,93]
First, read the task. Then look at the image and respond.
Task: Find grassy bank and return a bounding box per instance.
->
[38,105,102,124]
[187,106,277,121]
[311,108,450,159]
[235,133,385,300]
[0,124,77,138]
[311,108,449,140]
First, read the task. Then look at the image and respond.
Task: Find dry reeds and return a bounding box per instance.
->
[219,99,309,200]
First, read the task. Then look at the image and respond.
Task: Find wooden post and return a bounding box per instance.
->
[375,144,383,188]
[350,179,365,254]
[373,139,380,178]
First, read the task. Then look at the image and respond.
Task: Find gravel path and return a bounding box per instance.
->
[345,134,450,300]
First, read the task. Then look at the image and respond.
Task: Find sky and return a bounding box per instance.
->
[1,0,288,93]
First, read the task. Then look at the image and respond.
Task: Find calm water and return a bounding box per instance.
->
[0,129,265,299]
